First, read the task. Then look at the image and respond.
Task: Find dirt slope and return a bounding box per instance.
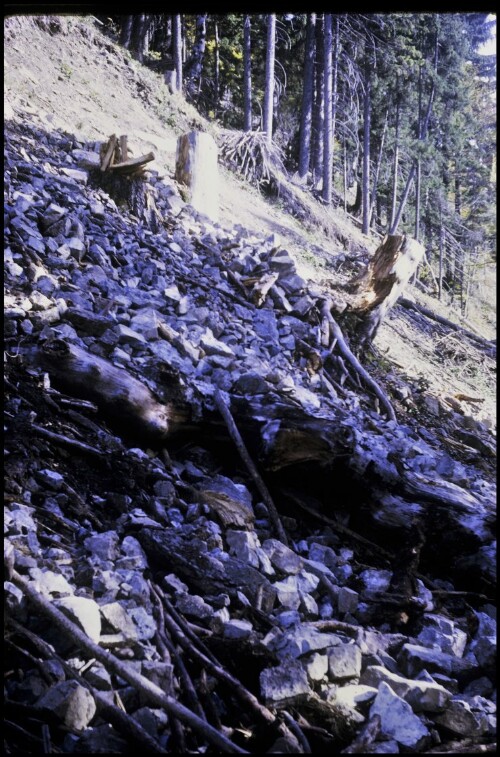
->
[4,13,496,433]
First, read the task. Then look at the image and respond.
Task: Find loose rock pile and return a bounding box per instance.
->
[4,113,496,753]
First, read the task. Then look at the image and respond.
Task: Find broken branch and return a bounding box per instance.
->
[214,387,289,546]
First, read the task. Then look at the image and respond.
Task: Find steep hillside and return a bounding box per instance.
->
[4,15,496,755]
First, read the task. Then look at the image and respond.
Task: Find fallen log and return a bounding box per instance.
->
[398,297,496,356]
[224,392,495,590]
[34,338,189,443]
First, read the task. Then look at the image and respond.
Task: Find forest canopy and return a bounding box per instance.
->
[112,13,496,316]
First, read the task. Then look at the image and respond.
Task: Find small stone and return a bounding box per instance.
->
[223,619,253,640]
[338,587,359,614]
[36,681,96,731]
[328,644,362,681]
[370,681,430,750]
[55,596,101,643]
[260,659,310,704]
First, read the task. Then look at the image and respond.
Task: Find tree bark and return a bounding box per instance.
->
[311,14,324,186]
[361,57,371,235]
[263,14,276,144]
[120,15,133,49]
[322,13,333,204]
[243,15,252,131]
[298,13,316,179]
[173,14,183,94]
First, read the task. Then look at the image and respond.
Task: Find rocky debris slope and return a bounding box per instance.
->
[4,115,496,753]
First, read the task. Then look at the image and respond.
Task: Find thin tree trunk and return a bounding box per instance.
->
[438,216,444,301]
[389,97,400,231]
[331,16,339,183]
[369,109,388,228]
[390,30,437,235]
[343,140,347,213]
[214,19,220,107]
[312,14,324,186]
[263,14,276,144]
[186,14,207,99]
[243,15,252,131]
[415,159,421,241]
[361,57,371,235]
[298,13,316,179]
[322,13,333,204]
[173,15,183,94]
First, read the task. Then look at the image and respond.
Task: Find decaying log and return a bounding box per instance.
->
[349,234,424,349]
[398,296,496,356]
[35,338,189,443]
[108,151,155,174]
[225,392,494,590]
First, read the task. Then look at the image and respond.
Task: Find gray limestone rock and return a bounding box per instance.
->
[328,643,362,681]
[370,681,430,750]
[260,659,310,704]
[55,596,101,643]
[36,680,96,731]
[360,665,451,712]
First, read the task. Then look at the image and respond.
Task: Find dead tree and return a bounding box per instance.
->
[348,233,424,350]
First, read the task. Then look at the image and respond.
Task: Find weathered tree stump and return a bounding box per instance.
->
[91,134,160,231]
[175,131,219,220]
[349,234,424,350]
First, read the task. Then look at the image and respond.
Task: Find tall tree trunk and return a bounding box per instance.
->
[186,14,207,100]
[455,173,462,216]
[438,213,444,301]
[389,97,400,231]
[214,19,220,107]
[298,13,316,179]
[322,13,333,204]
[331,16,339,183]
[243,15,252,131]
[263,14,276,144]
[173,15,183,94]
[120,15,133,49]
[415,159,421,241]
[361,57,371,235]
[369,110,388,228]
[312,14,324,187]
[343,140,347,213]
[390,30,438,235]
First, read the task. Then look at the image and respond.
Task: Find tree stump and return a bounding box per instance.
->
[175,131,219,221]
[349,234,424,350]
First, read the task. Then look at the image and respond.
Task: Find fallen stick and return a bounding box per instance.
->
[31,423,102,457]
[9,568,248,754]
[7,619,168,754]
[320,300,397,422]
[214,387,289,546]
